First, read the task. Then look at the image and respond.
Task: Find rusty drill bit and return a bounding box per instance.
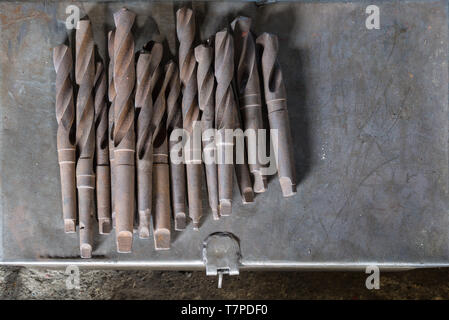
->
[107,30,116,229]
[53,44,77,233]
[94,60,111,234]
[135,43,163,239]
[165,61,187,230]
[75,20,95,258]
[214,29,237,216]
[113,8,136,252]
[234,110,255,204]
[176,7,203,229]
[195,43,219,219]
[152,66,173,250]
[256,33,296,197]
[231,16,267,193]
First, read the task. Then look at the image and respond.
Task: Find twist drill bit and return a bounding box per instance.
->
[165,61,187,230]
[53,44,77,233]
[234,110,255,204]
[195,43,219,219]
[75,20,95,258]
[113,8,136,252]
[176,7,203,228]
[107,30,116,229]
[256,33,296,197]
[152,68,173,250]
[94,60,111,234]
[135,43,163,239]
[231,16,267,193]
[215,29,237,216]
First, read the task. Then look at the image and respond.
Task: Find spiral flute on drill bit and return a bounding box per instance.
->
[75,20,96,258]
[94,60,111,235]
[231,16,267,194]
[215,29,237,216]
[152,64,173,250]
[113,8,136,252]
[53,44,77,234]
[135,43,162,239]
[195,43,219,219]
[165,61,187,230]
[108,30,116,229]
[256,33,296,197]
[176,7,203,228]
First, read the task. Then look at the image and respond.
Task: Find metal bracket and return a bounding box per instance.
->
[202,232,241,288]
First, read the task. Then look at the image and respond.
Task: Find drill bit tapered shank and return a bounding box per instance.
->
[195,44,219,219]
[53,44,77,233]
[135,43,163,239]
[113,8,136,252]
[256,33,296,197]
[165,61,187,230]
[231,16,267,193]
[94,60,111,234]
[176,8,203,228]
[152,130,171,250]
[75,20,95,258]
[234,111,255,204]
[107,30,116,229]
[152,69,173,250]
[215,29,237,216]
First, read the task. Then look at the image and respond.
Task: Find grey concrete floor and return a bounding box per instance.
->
[0,266,448,299]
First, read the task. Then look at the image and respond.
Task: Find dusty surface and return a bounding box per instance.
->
[1,266,448,299]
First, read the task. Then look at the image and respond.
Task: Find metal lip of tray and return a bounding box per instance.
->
[1,1,449,272]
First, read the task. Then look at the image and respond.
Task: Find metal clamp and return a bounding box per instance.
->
[202,232,241,288]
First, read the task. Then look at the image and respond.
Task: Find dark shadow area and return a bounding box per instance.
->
[133,14,160,53]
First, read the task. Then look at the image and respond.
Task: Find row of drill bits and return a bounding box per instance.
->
[53,8,296,258]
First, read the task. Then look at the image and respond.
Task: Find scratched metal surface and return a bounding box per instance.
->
[0,1,448,269]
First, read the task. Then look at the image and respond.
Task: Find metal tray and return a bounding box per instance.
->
[1,1,448,273]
